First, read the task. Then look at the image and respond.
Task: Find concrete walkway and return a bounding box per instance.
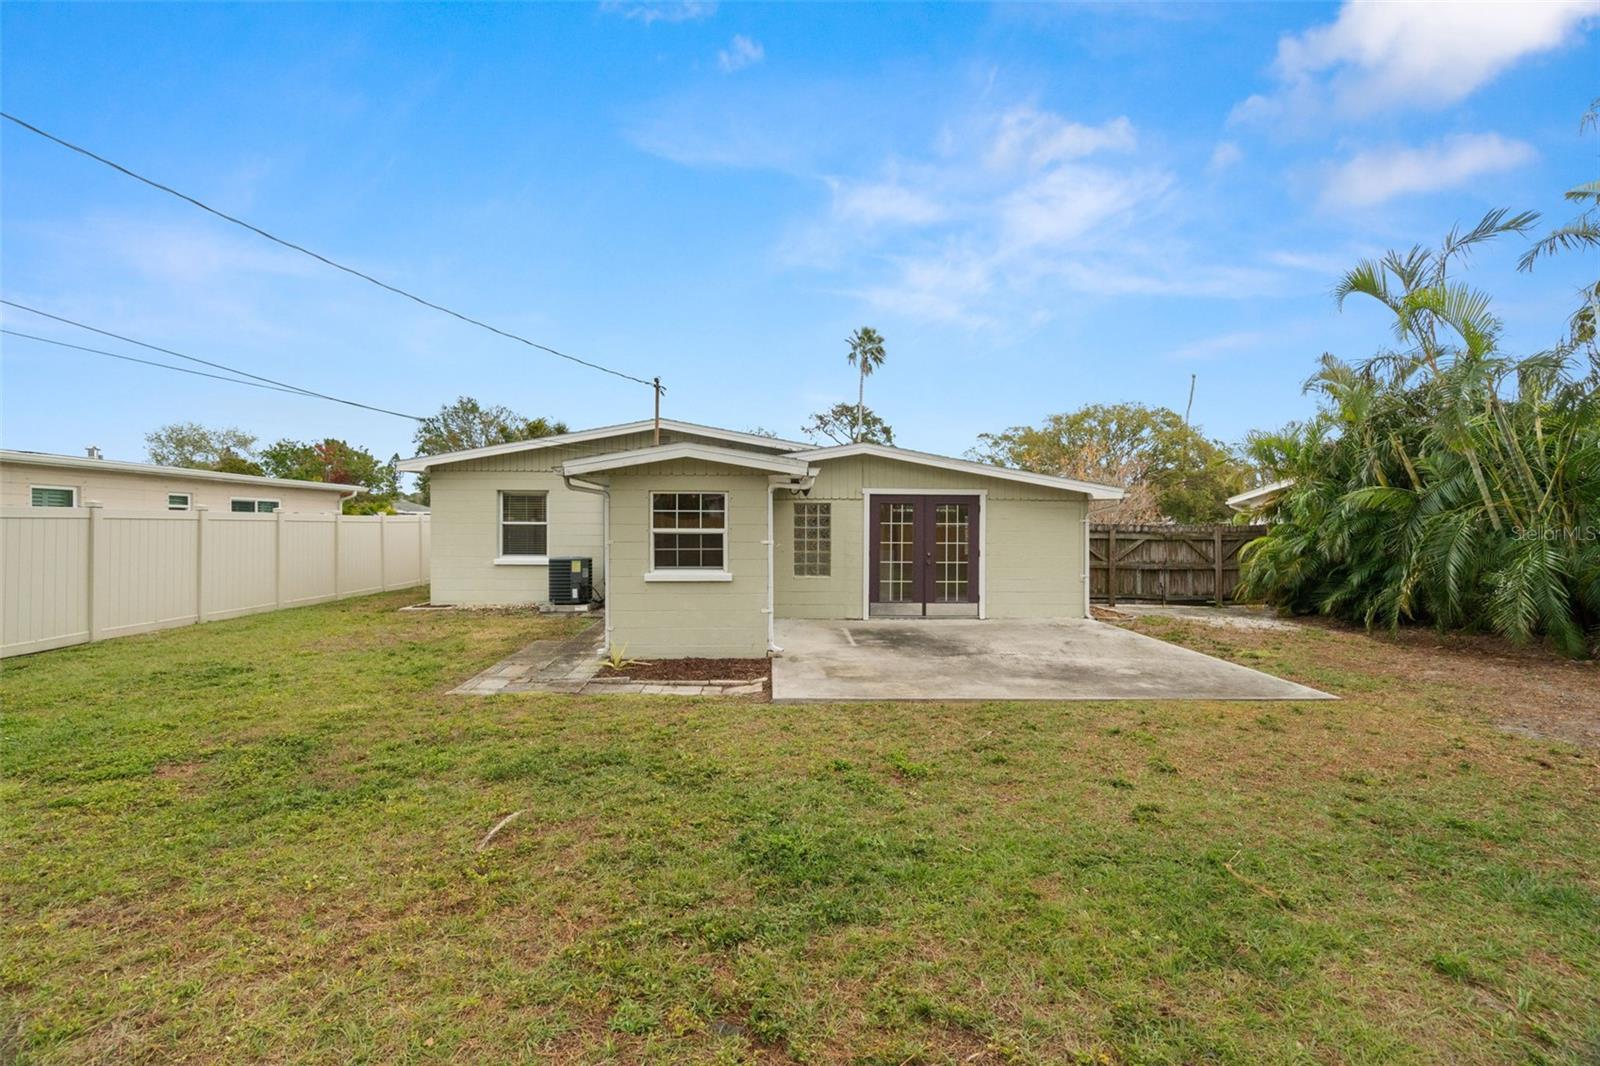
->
[771,617,1331,702]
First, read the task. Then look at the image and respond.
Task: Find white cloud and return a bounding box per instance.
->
[1320,133,1537,209]
[1234,0,1600,123]
[716,34,764,73]
[985,107,1136,170]
[1208,141,1242,172]
[828,178,948,227]
[601,1,716,25]
[1169,329,1269,362]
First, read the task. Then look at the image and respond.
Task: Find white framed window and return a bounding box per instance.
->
[793,502,831,576]
[650,492,727,573]
[498,492,548,560]
[30,485,77,508]
[230,498,280,513]
[167,493,191,511]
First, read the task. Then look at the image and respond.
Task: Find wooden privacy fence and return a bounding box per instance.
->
[1,506,430,657]
[1089,523,1266,605]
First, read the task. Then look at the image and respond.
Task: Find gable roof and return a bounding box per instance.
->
[789,442,1125,499]
[397,419,807,472]
[0,450,355,493]
[562,442,813,478]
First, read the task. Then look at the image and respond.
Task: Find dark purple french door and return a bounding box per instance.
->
[869,495,979,617]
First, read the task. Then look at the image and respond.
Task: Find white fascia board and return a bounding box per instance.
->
[1226,478,1294,510]
[561,442,812,477]
[398,419,809,472]
[0,450,354,493]
[786,442,1126,499]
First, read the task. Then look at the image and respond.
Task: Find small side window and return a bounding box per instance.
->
[230,498,280,513]
[30,486,77,508]
[793,502,831,576]
[167,493,191,511]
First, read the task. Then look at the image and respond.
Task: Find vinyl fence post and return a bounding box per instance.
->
[195,505,209,623]
[379,514,391,591]
[332,512,343,600]
[85,501,104,643]
[274,508,287,609]
[416,516,426,588]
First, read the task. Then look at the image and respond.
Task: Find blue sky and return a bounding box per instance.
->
[2,2,1596,478]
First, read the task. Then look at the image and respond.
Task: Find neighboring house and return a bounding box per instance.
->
[392,499,431,514]
[400,419,1123,658]
[1225,478,1293,517]
[0,449,354,513]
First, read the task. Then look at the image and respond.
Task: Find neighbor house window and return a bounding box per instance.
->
[230,499,279,513]
[30,486,77,508]
[500,492,548,557]
[793,502,831,576]
[167,493,191,511]
[651,492,726,570]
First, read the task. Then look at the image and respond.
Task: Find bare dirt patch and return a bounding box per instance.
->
[599,658,771,683]
[1115,610,1600,749]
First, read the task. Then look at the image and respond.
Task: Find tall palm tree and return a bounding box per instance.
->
[846,327,887,443]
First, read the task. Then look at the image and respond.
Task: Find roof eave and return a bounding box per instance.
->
[787,443,1126,499]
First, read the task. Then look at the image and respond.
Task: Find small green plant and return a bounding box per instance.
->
[885,751,931,780]
[604,643,643,671]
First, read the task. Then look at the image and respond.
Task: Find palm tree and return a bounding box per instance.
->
[1239,210,1600,656]
[846,327,887,443]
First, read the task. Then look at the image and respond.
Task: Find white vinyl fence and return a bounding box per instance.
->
[1,505,430,657]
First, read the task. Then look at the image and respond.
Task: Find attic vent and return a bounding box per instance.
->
[85,445,103,460]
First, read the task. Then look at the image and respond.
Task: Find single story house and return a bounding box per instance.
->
[400,419,1123,659]
[0,449,354,513]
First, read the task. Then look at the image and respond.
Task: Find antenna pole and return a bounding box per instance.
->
[653,377,662,445]
[1184,373,1196,427]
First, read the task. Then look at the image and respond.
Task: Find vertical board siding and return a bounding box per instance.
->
[771,455,1091,620]
[0,508,431,657]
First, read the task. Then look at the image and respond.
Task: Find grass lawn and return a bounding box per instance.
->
[3,592,1598,1064]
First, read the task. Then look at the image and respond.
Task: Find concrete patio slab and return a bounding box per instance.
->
[771,618,1332,702]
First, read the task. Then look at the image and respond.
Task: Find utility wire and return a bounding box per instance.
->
[1,111,658,390]
[3,328,325,399]
[1,300,425,420]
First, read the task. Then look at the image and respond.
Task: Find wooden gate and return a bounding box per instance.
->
[1089,523,1266,605]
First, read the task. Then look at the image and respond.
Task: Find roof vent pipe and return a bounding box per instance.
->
[85,445,103,460]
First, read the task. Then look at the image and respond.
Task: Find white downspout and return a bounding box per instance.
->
[1082,504,1092,619]
[764,472,814,655]
[766,480,778,654]
[563,474,611,656]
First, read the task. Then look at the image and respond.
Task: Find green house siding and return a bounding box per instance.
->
[773,454,1089,620]
[605,460,770,658]
[425,432,781,607]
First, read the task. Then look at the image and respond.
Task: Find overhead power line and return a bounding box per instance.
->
[4,328,325,399]
[1,111,659,390]
[1,300,425,420]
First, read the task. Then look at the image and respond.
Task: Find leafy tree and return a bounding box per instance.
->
[411,396,569,502]
[259,438,400,503]
[970,403,1245,523]
[144,422,261,474]
[804,402,894,446]
[1239,210,1599,656]
[845,327,887,443]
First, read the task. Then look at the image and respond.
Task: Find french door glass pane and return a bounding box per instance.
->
[934,504,970,602]
[878,502,916,602]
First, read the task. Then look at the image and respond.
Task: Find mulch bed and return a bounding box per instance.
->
[598,657,771,682]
